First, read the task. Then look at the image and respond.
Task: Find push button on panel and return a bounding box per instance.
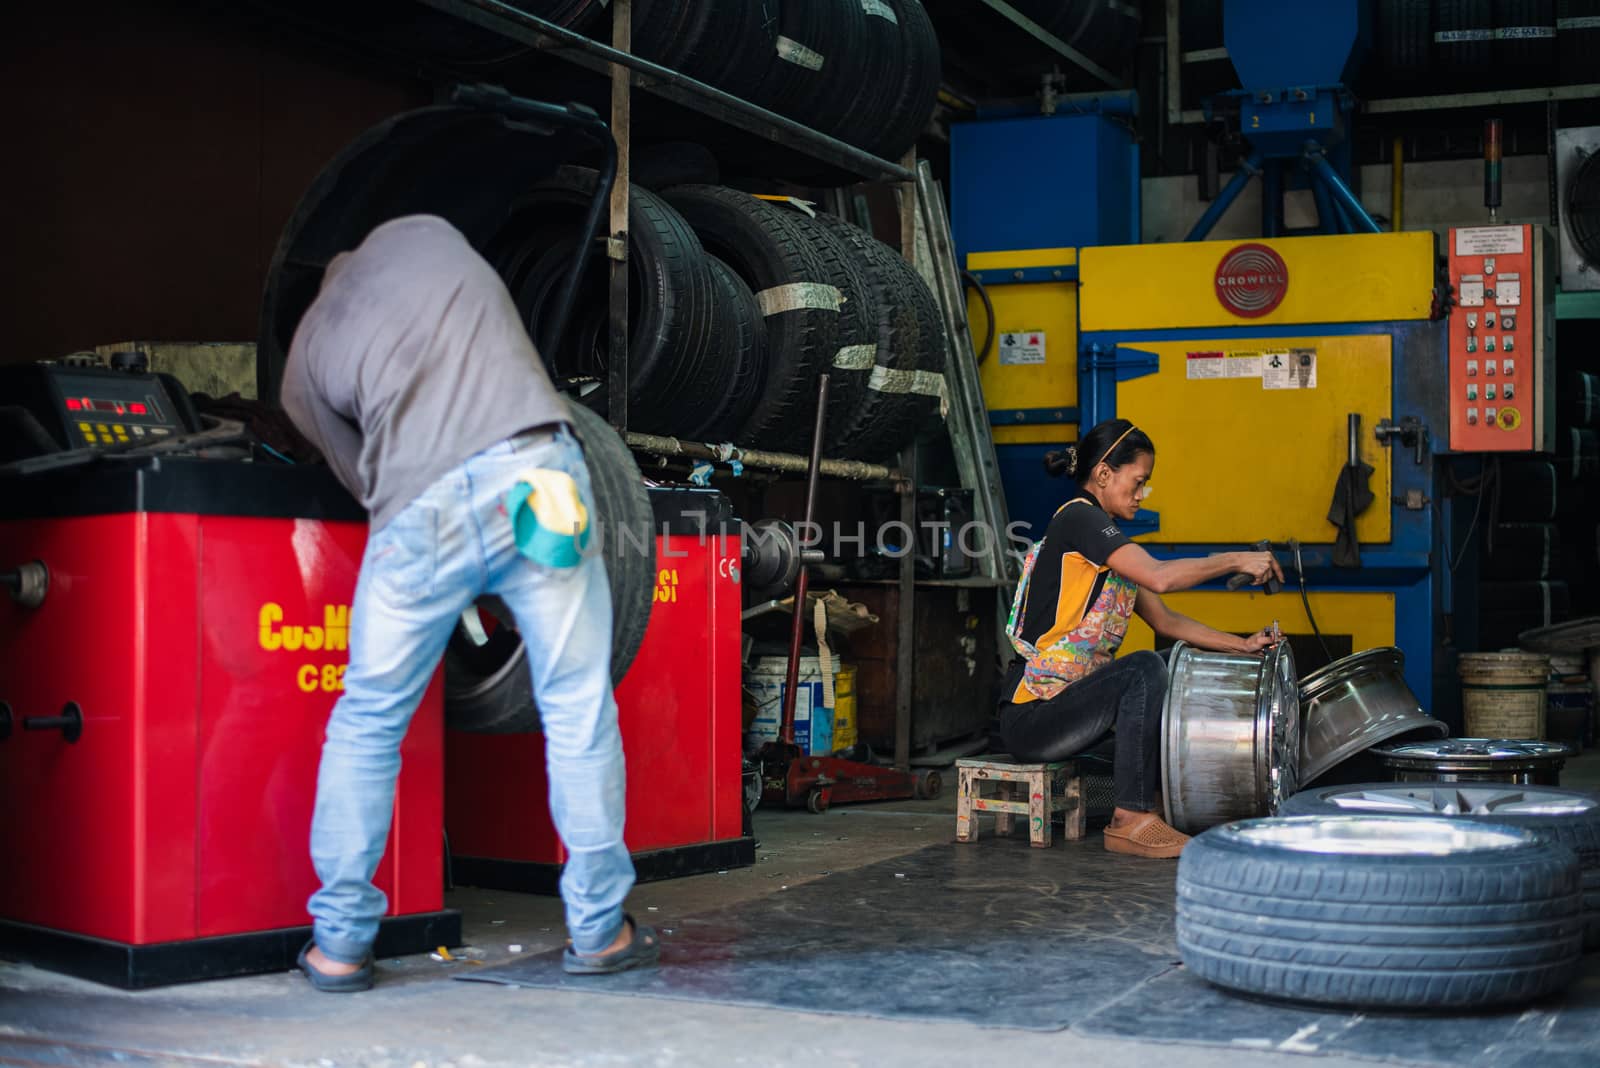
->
[1467,384,1479,401]
[1485,360,1497,376]
[1503,382,1515,400]
[1485,336,1497,353]
[1467,360,1479,376]
[1502,335,1514,352]
[1467,408,1480,425]
[1486,384,1497,401]
[1467,336,1478,353]
[1503,358,1515,375]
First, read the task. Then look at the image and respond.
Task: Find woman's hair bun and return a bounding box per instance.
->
[1042,444,1079,478]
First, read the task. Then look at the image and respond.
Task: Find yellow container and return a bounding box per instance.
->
[1459,652,1551,739]
[832,664,858,752]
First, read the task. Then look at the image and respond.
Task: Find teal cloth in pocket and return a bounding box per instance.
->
[505,468,591,569]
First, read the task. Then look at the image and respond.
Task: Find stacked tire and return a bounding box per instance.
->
[594,0,941,162]
[1176,812,1587,1010]
[1280,782,1600,951]
[492,174,945,458]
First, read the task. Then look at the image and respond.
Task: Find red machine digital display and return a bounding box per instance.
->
[64,397,150,416]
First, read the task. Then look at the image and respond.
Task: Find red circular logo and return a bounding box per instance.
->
[1214,243,1289,318]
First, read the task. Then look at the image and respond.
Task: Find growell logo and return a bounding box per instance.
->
[1214,243,1288,318]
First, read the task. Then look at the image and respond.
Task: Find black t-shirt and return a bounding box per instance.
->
[1014,490,1132,646]
[1002,490,1133,704]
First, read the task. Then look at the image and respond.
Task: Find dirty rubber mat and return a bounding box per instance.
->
[457,838,1179,1030]
[1073,956,1600,1067]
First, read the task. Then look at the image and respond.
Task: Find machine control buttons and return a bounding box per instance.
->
[1502,314,1515,329]
[1467,384,1479,401]
[1484,258,1496,275]
[1502,335,1514,352]
[1486,384,1497,401]
[1486,407,1498,423]
[1466,360,1479,375]
[1503,382,1515,400]
[1485,311,1497,328]
[1500,407,1522,430]
[1468,408,1480,425]
[1467,313,1479,329]
[1503,358,1515,375]
[1485,336,1497,353]
[1467,336,1478,353]
[1485,360,1497,375]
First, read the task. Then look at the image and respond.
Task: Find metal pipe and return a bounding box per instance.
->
[1348,413,1360,467]
[1305,151,1381,234]
[779,375,831,747]
[420,0,914,181]
[978,0,1122,89]
[894,444,915,772]
[1185,151,1263,241]
[1390,134,1404,232]
[605,0,631,432]
[1309,166,1339,234]
[1260,159,1282,238]
[622,432,897,481]
[1165,0,1183,128]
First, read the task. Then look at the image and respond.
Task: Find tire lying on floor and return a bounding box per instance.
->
[1176,814,1585,1009]
[1280,782,1600,951]
[444,401,655,734]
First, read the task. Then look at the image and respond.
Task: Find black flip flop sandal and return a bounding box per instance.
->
[297,939,375,992]
[562,914,661,976]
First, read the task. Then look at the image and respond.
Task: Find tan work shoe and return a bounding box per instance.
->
[1103,812,1191,859]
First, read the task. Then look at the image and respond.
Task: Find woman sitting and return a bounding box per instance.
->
[1001,418,1283,859]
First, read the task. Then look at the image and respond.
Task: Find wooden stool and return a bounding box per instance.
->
[954,755,1083,848]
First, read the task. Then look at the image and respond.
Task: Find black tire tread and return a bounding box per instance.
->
[661,185,840,451]
[1176,824,1584,1008]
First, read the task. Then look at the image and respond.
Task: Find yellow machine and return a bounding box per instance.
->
[974,231,1450,709]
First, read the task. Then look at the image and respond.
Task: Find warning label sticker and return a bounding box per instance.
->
[1263,348,1318,390]
[1455,226,1525,256]
[1186,350,1263,379]
[999,331,1046,365]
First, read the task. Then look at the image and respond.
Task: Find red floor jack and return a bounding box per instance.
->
[758,374,941,813]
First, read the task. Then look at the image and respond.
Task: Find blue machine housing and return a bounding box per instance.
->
[950,103,1141,260]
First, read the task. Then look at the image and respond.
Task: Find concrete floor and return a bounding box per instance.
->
[3,752,1598,1068]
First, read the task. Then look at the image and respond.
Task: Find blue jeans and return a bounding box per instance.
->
[308,427,633,962]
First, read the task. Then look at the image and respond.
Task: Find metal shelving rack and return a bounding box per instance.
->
[407,0,1014,770]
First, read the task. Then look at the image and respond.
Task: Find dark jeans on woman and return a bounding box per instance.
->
[998,650,1168,812]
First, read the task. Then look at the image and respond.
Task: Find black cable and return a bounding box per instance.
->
[1291,539,1334,664]
[962,270,996,364]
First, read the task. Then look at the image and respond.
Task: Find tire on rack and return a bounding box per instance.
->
[1280,782,1600,950]
[661,185,840,451]
[774,208,878,443]
[810,212,936,461]
[749,0,866,139]
[834,0,907,151]
[444,401,655,734]
[836,221,945,461]
[685,254,769,441]
[1177,814,1586,1009]
[872,1,942,161]
[488,166,723,438]
[689,0,781,101]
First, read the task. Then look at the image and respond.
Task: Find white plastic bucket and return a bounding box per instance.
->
[746,654,839,756]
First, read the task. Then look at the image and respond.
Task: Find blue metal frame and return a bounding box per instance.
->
[969,264,1078,285]
[989,406,1081,426]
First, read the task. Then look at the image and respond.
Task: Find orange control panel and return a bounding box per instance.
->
[1446,224,1553,453]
